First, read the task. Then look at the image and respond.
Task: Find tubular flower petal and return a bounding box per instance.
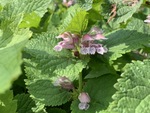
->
[53,45,63,51]
[82,34,95,42]
[53,32,79,51]
[93,33,107,40]
[78,92,91,103]
[144,19,150,23]
[87,26,107,40]
[72,34,80,43]
[80,26,107,55]
[82,33,106,42]
[58,41,75,49]
[78,103,89,110]
[58,32,73,43]
[89,47,96,54]
[96,46,108,55]
[80,40,108,55]
[80,47,89,55]
[78,92,90,110]
[88,26,103,35]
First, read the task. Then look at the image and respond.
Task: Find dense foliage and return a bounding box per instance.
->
[0,0,150,113]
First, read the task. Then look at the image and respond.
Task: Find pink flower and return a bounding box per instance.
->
[92,44,108,55]
[92,33,106,40]
[82,34,94,42]
[88,26,107,40]
[78,92,91,103]
[80,26,108,55]
[53,45,63,51]
[80,34,108,55]
[53,27,108,56]
[54,32,79,51]
[56,32,73,43]
[82,33,106,42]
[53,76,74,90]
[78,92,90,110]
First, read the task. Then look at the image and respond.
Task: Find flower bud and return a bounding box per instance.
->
[78,92,90,103]
[53,76,74,90]
[82,34,94,42]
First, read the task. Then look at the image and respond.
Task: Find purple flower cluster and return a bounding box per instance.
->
[53,26,108,56]
[78,92,91,110]
[80,26,107,55]
[144,15,150,24]
[53,76,74,90]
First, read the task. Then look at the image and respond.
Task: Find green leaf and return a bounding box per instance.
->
[111,55,131,71]
[85,58,116,79]
[142,7,150,15]
[65,10,88,33]
[47,14,61,33]
[104,30,150,61]
[1,0,51,30]
[28,80,72,106]
[126,17,150,35]
[19,12,41,28]
[0,29,32,94]
[108,60,150,113]
[14,94,35,113]
[114,0,143,24]
[59,5,88,33]
[35,54,88,80]
[24,59,50,86]
[71,74,118,113]
[32,101,46,113]
[0,28,13,48]
[24,32,89,81]
[0,90,17,113]
[47,108,67,113]
[0,0,13,6]
[76,0,93,11]
[2,0,52,18]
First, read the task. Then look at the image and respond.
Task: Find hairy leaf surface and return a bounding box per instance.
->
[15,94,35,113]
[112,0,143,24]
[104,30,150,61]
[59,5,88,33]
[28,80,72,106]
[108,60,150,113]
[126,18,150,35]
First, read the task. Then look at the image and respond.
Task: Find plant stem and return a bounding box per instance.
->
[79,72,82,93]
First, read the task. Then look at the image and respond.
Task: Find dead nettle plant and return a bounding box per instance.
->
[1,0,150,113]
